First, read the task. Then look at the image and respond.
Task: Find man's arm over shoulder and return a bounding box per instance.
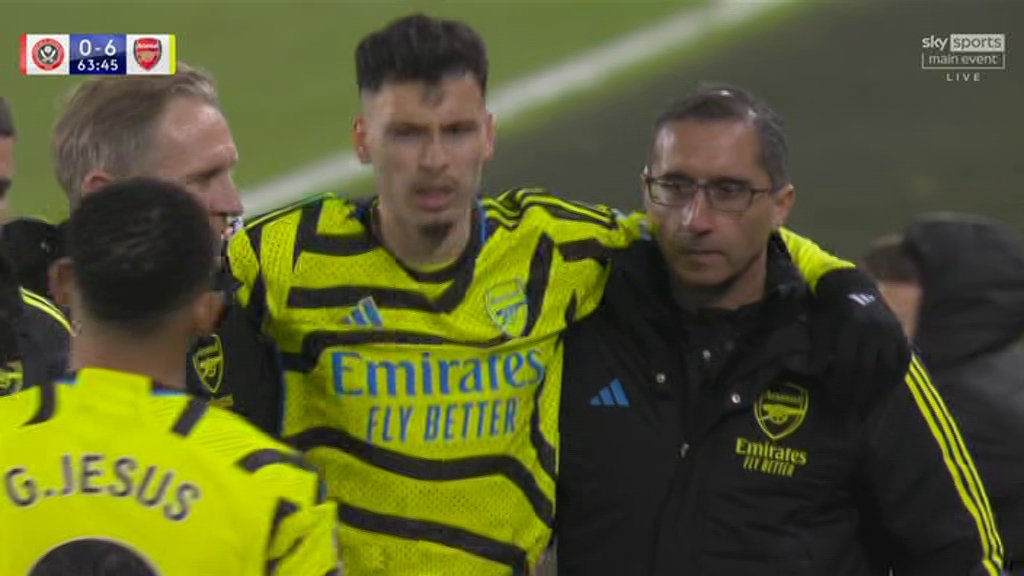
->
[488,190,650,323]
[864,353,1005,576]
[777,229,911,389]
[777,228,854,289]
[490,189,650,249]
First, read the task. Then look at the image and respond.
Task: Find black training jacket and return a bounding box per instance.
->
[904,214,1024,573]
[557,237,1005,576]
[1,288,70,396]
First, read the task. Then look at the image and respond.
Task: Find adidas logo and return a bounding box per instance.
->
[847,293,877,307]
[589,378,630,408]
[342,297,383,327]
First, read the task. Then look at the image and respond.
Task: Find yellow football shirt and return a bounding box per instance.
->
[229,189,849,575]
[0,368,339,575]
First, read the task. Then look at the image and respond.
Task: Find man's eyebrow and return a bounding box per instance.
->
[653,170,694,180]
[186,165,227,183]
[387,120,427,128]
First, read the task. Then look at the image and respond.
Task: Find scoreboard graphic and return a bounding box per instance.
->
[21,34,176,75]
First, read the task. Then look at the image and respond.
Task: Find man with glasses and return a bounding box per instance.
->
[556,85,1005,575]
[227,17,921,575]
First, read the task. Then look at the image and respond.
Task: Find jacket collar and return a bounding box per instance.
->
[606,233,807,324]
[603,234,821,382]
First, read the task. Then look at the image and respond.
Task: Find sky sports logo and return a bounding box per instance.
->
[921,34,1007,74]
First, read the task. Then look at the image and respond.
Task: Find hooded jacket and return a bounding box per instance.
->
[0,239,70,395]
[905,213,1024,572]
[557,235,1006,576]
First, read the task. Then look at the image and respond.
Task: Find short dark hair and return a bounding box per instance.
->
[654,84,789,191]
[861,234,920,283]
[0,97,14,138]
[356,14,489,95]
[67,178,214,335]
[30,538,156,576]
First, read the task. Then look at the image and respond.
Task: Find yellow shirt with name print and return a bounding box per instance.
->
[0,368,339,575]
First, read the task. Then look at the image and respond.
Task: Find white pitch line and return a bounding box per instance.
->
[242,0,786,215]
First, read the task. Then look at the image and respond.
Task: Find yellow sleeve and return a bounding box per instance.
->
[778,228,854,290]
[570,209,651,320]
[488,191,652,323]
[254,448,341,575]
[269,492,341,576]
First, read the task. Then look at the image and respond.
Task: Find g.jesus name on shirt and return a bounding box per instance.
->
[3,453,201,521]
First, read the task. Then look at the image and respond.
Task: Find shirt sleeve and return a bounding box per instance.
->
[259,452,341,576]
[268,489,341,576]
[777,228,855,290]
[862,354,1006,576]
[553,206,650,322]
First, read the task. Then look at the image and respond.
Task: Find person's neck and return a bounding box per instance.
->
[375,204,474,270]
[670,251,768,313]
[70,323,188,390]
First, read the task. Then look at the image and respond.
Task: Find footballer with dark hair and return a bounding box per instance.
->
[0,178,339,575]
[228,13,904,575]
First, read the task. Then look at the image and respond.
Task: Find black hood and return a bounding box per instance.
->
[0,217,64,299]
[904,213,1024,370]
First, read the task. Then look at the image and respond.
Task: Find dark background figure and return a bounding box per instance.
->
[864,213,1024,574]
[0,97,70,396]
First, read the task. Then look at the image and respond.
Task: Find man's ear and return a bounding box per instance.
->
[483,112,496,160]
[189,291,226,337]
[353,117,371,164]
[80,170,115,197]
[771,184,796,230]
[48,257,75,310]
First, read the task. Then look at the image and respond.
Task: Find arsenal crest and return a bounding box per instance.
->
[191,334,224,395]
[754,382,809,441]
[133,37,162,71]
[0,361,24,395]
[485,280,528,338]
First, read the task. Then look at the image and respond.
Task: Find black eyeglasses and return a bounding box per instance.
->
[642,167,774,214]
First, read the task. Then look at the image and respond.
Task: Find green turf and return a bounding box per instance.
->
[306,0,807,202]
[0,1,695,220]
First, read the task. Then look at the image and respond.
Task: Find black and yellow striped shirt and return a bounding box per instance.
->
[228,189,850,575]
